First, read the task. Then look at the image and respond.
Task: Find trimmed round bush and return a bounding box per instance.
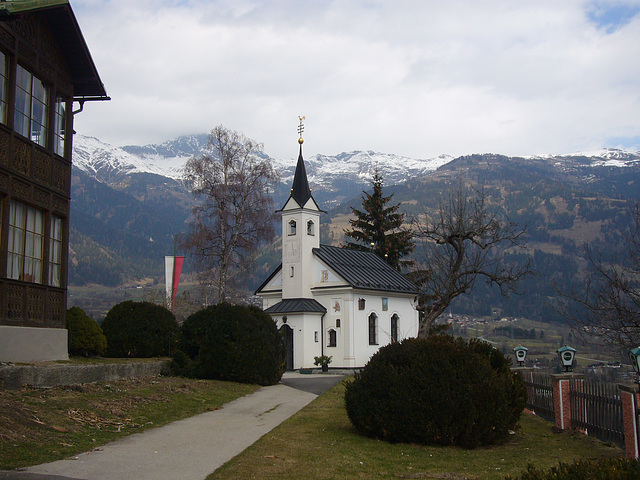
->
[101,301,178,358]
[66,306,107,357]
[344,335,527,448]
[507,458,640,480]
[174,303,285,386]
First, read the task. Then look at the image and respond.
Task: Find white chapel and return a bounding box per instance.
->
[256,130,419,370]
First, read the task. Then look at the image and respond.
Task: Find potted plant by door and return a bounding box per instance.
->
[314,355,332,372]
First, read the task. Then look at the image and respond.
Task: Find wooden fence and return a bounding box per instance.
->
[570,378,625,448]
[523,372,555,422]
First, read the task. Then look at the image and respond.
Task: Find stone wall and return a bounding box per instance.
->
[0,360,171,389]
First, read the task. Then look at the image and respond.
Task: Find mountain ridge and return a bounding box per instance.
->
[68,133,640,322]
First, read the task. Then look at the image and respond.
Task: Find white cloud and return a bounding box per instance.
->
[71,0,640,160]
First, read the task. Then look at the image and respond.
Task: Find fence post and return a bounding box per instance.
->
[618,383,640,459]
[551,373,583,431]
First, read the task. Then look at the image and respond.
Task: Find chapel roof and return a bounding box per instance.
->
[264,298,327,314]
[313,245,419,295]
[290,145,312,208]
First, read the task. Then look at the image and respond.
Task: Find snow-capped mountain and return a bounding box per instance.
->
[72,134,454,190]
[73,135,640,193]
[68,133,640,326]
[72,135,194,181]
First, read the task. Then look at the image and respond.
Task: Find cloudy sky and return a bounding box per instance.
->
[71,0,640,161]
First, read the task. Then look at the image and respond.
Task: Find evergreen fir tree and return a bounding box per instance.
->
[343,171,414,270]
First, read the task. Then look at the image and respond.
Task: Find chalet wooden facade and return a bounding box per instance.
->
[0,1,108,362]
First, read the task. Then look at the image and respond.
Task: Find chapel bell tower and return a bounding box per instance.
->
[280,117,322,299]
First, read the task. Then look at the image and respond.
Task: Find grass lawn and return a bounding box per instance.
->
[208,380,623,480]
[0,375,258,470]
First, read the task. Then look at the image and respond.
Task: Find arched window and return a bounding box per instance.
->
[288,220,296,236]
[328,329,337,347]
[391,314,399,343]
[307,220,315,235]
[368,313,378,345]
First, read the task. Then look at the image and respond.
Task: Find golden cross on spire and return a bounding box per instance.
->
[298,115,305,144]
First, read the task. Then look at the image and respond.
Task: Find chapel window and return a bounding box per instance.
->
[8,200,44,283]
[391,314,399,343]
[328,329,337,347]
[368,313,378,345]
[358,298,366,310]
[15,65,49,147]
[307,220,315,236]
[288,219,296,236]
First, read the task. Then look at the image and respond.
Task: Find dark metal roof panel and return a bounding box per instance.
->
[313,244,418,294]
[290,145,311,207]
[264,298,327,314]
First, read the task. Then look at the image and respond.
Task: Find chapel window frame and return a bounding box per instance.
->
[327,328,337,348]
[368,312,378,345]
[391,313,399,343]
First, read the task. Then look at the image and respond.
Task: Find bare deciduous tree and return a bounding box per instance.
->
[411,182,531,337]
[183,126,278,303]
[561,204,640,352]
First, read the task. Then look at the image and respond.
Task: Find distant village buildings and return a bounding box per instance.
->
[0,1,108,362]
[256,134,420,369]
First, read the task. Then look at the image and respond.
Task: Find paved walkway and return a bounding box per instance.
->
[0,372,345,480]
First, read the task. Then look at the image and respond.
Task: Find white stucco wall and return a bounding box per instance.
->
[314,290,418,368]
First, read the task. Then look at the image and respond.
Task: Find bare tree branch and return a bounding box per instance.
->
[559,203,640,352]
[182,126,279,303]
[410,181,532,337]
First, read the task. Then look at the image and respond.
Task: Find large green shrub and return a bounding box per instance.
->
[344,335,527,448]
[507,458,640,480]
[101,301,178,358]
[174,303,285,386]
[66,307,107,357]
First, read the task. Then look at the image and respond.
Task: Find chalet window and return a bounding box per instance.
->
[391,314,399,343]
[0,51,7,124]
[15,65,49,147]
[49,216,63,287]
[288,219,296,235]
[7,200,44,283]
[54,96,68,156]
[307,220,315,235]
[328,328,337,347]
[368,313,378,345]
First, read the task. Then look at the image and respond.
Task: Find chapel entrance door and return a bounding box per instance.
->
[280,324,294,370]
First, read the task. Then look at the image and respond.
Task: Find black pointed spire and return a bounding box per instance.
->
[291,143,312,207]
